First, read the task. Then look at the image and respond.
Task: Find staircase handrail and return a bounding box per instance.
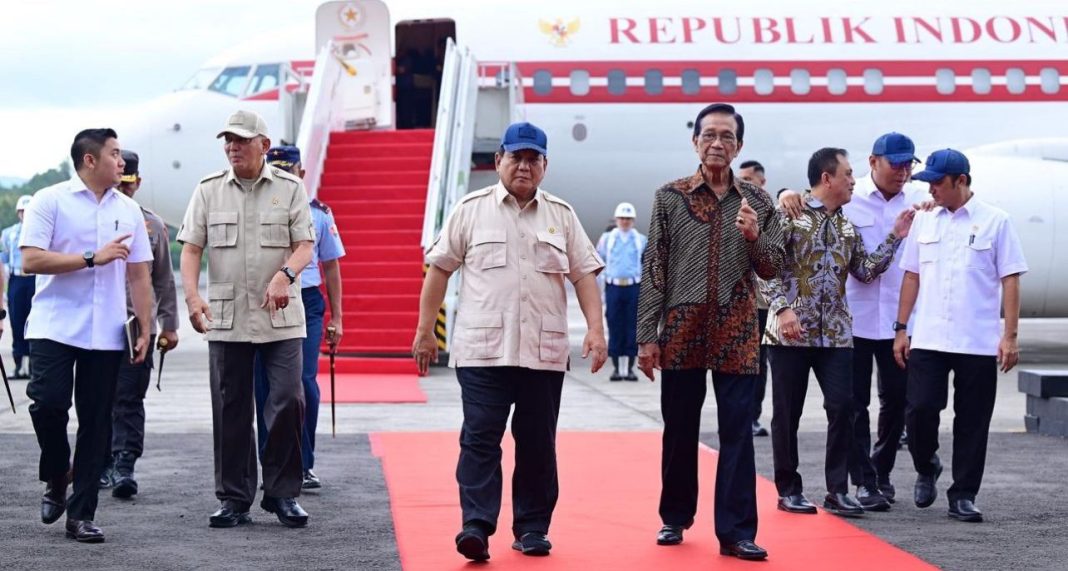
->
[443,47,480,219]
[297,40,345,199]
[421,39,461,251]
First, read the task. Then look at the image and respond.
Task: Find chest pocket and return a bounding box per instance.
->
[535,231,569,274]
[917,234,940,263]
[469,229,506,270]
[208,212,239,247]
[966,238,994,270]
[260,211,290,248]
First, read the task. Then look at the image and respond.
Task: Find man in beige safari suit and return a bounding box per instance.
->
[412,122,607,561]
[178,110,315,529]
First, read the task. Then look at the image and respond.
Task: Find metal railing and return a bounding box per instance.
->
[296,41,347,199]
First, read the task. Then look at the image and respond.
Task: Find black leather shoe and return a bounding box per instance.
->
[65,519,104,543]
[856,485,891,511]
[720,540,768,561]
[948,499,983,523]
[656,524,685,545]
[455,523,490,561]
[41,472,70,525]
[878,481,896,504]
[302,470,322,490]
[777,494,817,514]
[11,365,28,380]
[512,531,551,556]
[98,465,115,490]
[112,475,138,499]
[260,496,309,528]
[752,421,769,437]
[208,502,252,528]
[609,367,623,381]
[823,493,865,517]
[914,463,943,508]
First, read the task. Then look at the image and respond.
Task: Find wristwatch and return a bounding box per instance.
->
[892,321,908,332]
[83,250,96,268]
[280,266,296,284]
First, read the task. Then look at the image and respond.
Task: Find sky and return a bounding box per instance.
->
[0,0,328,179]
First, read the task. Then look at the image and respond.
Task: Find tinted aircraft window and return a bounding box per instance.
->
[1006,68,1026,95]
[789,69,810,95]
[181,67,222,90]
[681,69,700,95]
[827,69,847,95]
[1040,68,1060,94]
[209,66,252,97]
[936,69,956,95]
[570,69,590,96]
[247,64,281,95]
[971,68,991,95]
[607,69,626,95]
[863,69,884,95]
[645,69,664,95]
[754,69,774,95]
[718,69,737,95]
[533,70,552,95]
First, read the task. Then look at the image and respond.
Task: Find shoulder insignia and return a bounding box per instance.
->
[459,187,494,203]
[540,191,575,211]
[273,168,304,185]
[310,198,331,214]
[198,170,227,184]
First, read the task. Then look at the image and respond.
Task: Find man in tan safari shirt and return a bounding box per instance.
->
[412,122,607,561]
[177,110,315,530]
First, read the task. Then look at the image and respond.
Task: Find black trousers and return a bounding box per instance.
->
[456,366,563,538]
[8,274,35,361]
[905,349,997,503]
[848,337,908,488]
[209,339,304,506]
[26,339,122,520]
[769,346,854,496]
[659,369,757,545]
[752,309,769,423]
[108,334,156,460]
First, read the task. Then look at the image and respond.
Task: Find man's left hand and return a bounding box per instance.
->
[261,273,291,316]
[582,329,607,373]
[736,197,760,242]
[132,334,150,365]
[998,335,1019,373]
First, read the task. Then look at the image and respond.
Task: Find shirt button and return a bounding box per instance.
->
[521,255,527,260]
[522,274,527,279]
[520,233,526,238]
[521,317,527,323]
[522,296,528,301]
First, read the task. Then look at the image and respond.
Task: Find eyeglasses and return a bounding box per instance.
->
[698,131,738,146]
[886,159,919,171]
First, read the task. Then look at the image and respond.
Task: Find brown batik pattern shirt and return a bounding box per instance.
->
[637,168,784,374]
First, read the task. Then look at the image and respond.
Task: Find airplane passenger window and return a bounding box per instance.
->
[936,69,956,95]
[754,69,774,95]
[827,69,847,95]
[863,69,884,95]
[607,69,626,95]
[789,69,810,95]
[718,69,737,95]
[645,69,664,95]
[570,70,590,96]
[1006,68,1026,95]
[1040,68,1060,94]
[533,70,552,95]
[971,68,991,95]
[246,64,281,95]
[681,69,701,95]
[181,68,222,91]
[209,66,252,97]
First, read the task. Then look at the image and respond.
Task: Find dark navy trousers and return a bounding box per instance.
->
[8,274,35,361]
[605,283,638,358]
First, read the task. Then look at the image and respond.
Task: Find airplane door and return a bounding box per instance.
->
[315,1,393,129]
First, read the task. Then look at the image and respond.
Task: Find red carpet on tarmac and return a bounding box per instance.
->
[316,373,426,403]
[373,432,937,571]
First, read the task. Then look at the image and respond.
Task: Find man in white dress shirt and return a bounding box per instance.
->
[893,148,1027,523]
[20,128,154,543]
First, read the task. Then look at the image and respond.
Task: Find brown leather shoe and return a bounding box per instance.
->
[65,519,105,543]
[41,471,71,525]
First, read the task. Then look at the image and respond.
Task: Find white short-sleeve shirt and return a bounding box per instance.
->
[842,176,929,340]
[898,196,1028,356]
[19,177,154,351]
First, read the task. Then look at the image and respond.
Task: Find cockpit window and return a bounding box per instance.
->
[181,68,222,91]
[208,66,252,97]
[246,64,281,95]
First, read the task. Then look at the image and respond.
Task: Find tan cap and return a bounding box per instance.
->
[217,110,269,139]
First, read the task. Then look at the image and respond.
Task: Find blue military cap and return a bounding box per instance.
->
[267,145,301,169]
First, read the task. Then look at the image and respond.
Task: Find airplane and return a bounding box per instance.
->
[113,0,1068,317]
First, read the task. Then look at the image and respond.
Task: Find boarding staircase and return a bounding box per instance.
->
[295,39,523,375]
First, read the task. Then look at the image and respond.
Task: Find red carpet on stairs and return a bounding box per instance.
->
[372,432,937,571]
[317,373,426,403]
[317,129,433,365]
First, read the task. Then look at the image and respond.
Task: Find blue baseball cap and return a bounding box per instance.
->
[501,122,548,156]
[912,149,971,182]
[871,132,918,165]
[267,145,301,169]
